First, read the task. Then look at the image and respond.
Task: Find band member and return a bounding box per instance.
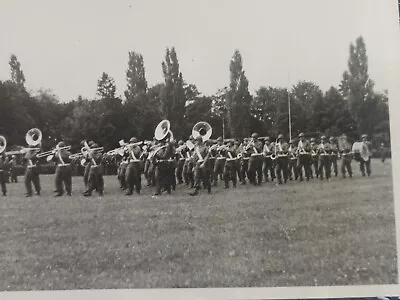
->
[83,143,104,197]
[233,140,242,182]
[53,142,72,197]
[9,155,18,183]
[183,136,195,188]
[118,153,128,190]
[24,145,41,197]
[0,153,7,196]
[83,140,95,187]
[262,137,276,182]
[379,142,386,163]
[275,134,289,184]
[360,134,372,176]
[223,140,237,188]
[146,139,158,187]
[318,136,331,180]
[288,140,298,181]
[213,137,226,186]
[247,133,263,185]
[340,134,353,178]
[310,138,319,178]
[168,140,177,191]
[297,133,312,182]
[153,136,174,196]
[329,137,339,177]
[175,140,186,184]
[239,139,251,185]
[190,136,212,196]
[125,137,142,195]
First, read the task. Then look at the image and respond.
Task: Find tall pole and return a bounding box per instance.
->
[288,73,292,142]
[222,116,225,140]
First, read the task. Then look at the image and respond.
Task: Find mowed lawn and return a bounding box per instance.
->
[0,159,397,290]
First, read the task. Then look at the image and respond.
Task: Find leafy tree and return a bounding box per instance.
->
[97,72,116,99]
[9,54,25,87]
[125,51,148,101]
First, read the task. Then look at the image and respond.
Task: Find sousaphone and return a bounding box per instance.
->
[0,135,6,154]
[155,120,174,142]
[192,121,212,142]
[26,128,42,146]
[352,141,370,162]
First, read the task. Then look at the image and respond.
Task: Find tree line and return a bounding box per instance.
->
[0,36,390,153]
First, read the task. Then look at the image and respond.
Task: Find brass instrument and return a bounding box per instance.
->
[37,145,71,164]
[0,135,6,154]
[81,140,104,166]
[155,120,174,142]
[26,128,42,147]
[192,121,212,142]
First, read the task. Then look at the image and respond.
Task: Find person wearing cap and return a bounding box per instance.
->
[238,138,251,185]
[9,154,18,183]
[167,139,177,192]
[262,137,276,182]
[339,134,353,178]
[360,134,372,176]
[233,139,243,182]
[0,153,8,196]
[125,137,142,196]
[310,137,319,178]
[145,140,159,187]
[82,140,95,188]
[52,141,72,197]
[297,133,312,182]
[83,143,105,197]
[288,140,298,181]
[118,148,129,190]
[23,145,41,197]
[153,134,174,196]
[189,136,212,196]
[247,133,264,185]
[317,135,331,180]
[212,137,226,186]
[175,140,186,184]
[223,140,237,188]
[329,136,339,177]
[183,135,195,188]
[275,134,289,184]
[380,142,386,163]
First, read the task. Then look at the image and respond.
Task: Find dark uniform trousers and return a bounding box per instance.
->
[0,170,6,195]
[155,160,171,194]
[297,154,311,181]
[311,155,319,178]
[147,161,156,187]
[208,157,216,184]
[235,159,242,182]
[330,154,338,177]
[262,157,275,182]
[83,163,91,187]
[213,157,226,185]
[168,159,177,191]
[55,165,72,195]
[360,158,371,176]
[288,157,298,181]
[193,162,211,193]
[125,161,141,194]
[223,158,237,188]
[276,156,289,184]
[318,155,331,180]
[183,159,194,188]
[248,155,263,185]
[176,158,185,184]
[10,166,17,183]
[341,154,353,177]
[25,166,41,196]
[87,165,104,195]
[240,158,250,184]
[118,162,128,189]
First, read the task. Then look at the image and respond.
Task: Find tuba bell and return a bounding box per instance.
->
[0,135,6,154]
[155,119,174,142]
[192,121,212,142]
[26,128,42,146]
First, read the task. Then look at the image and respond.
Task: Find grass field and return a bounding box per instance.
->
[0,159,397,290]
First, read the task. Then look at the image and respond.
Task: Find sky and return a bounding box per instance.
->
[0,0,398,102]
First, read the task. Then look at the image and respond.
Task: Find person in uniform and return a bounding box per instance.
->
[189,136,211,196]
[223,140,237,188]
[239,139,251,185]
[0,153,7,196]
[167,140,177,191]
[360,134,372,177]
[340,134,353,178]
[175,140,186,184]
[83,143,104,197]
[296,133,312,182]
[83,140,95,187]
[247,133,264,185]
[53,142,72,196]
[117,151,128,190]
[262,137,275,182]
[233,140,243,183]
[9,155,18,183]
[153,135,174,196]
[213,137,226,186]
[329,136,339,177]
[183,136,195,188]
[124,137,142,196]
[24,145,41,197]
[275,134,289,184]
[318,136,331,180]
[310,138,319,178]
[288,140,298,181]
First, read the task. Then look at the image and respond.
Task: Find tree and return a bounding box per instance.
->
[97,72,116,99]
[9,54,25,87]
[226,50,252,139]
[125,51,148,101]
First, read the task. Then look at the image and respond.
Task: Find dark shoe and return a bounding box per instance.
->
[36,191,40,196]
[25,193,32,197]
[189,190,199,196]
[55,193,63,197]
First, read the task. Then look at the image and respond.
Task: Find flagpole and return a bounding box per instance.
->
[288,73,292,142]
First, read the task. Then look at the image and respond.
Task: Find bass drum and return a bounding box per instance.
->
[352,142,370,162]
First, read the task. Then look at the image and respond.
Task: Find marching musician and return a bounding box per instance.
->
[23,145,41,197]
[275,134,289,185]
[168,140,177,191]
[329,137,339,177]
[125,137,142,196]
[118,150,128,190]
[9,155,18,183]
[175,140,186,184]
[223,140,237,188]
[183,136,195,188]
[145,139,158,187]
[53,142,72,197]
[288,140,298,181]
[213,137,226,186]
[83,143,104,197]
[83,140,95,187]
[233,140,242,183]
[262,137,276,183]
[189,136,212,196]
[317,136,331,180]
[310,138,319,178]
[340,134,353,178]
[297,133,312,182]
[153,135,174,196]
[239,138,251,185]
[360,134,372,177]
[247,133,263,186]
[0,153,7,196]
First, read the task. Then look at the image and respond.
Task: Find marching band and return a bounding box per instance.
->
[0,120,377,198]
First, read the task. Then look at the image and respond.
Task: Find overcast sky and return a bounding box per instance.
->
[0,0,398,101]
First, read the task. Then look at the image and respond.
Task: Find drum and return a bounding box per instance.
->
[352,142,370,162]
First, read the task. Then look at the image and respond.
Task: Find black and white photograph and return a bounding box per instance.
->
[0,0,399,296]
